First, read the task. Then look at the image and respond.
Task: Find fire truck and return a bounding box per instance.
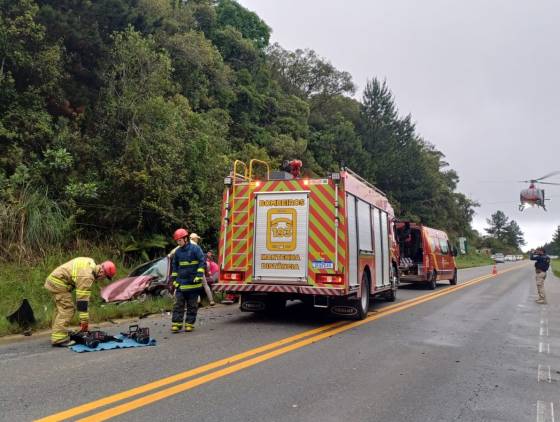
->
[213,159,399,319]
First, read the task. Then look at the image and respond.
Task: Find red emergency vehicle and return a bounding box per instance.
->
[213,159,399,319]
[395,222,458,289]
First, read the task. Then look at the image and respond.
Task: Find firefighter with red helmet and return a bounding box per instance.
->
[170,228,206,332]
[44,258,116,347]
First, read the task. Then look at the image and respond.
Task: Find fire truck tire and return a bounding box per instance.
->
[428,271,437,290]
[450,269,458,285]
[355,274,370,320]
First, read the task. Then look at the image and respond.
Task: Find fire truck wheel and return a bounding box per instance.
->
[428,271,437,290]
[450,269,458,285]
[355,274,370,320]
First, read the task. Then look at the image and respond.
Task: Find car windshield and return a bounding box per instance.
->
[129,257,168,279]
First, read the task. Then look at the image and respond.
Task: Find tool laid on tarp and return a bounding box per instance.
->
[120,324,151,345]
[70,330,123,349]
[69,325,156,353]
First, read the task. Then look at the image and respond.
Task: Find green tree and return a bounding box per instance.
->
[215,0,270,49]
[485,210,509,242]
[546,226,560,255]
[267,43,355,100]
[503,220,525,249]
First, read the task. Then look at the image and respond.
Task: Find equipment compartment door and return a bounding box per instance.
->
[380,211,390,286]
[372,208,383,287]
[346,194,358,287]
[253,192,309,282]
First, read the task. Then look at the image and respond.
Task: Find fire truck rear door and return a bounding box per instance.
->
[253,192,309,283]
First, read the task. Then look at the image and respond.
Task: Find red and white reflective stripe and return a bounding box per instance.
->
[212,284,346,296]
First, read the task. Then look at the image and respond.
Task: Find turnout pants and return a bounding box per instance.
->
[50,291,75,344]
[536,271,547,301]
[172,290,200,329]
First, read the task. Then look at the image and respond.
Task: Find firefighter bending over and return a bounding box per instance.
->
[170,228,205,333]
[44,258,116,347]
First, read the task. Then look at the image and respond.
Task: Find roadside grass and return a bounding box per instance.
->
[552,260,560,278]
[455,252,494,269]
[0,247,177,337]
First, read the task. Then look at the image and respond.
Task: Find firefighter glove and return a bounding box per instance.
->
[80,322,89,332]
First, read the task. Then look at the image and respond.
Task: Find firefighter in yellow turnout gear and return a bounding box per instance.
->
[44,258,116,347]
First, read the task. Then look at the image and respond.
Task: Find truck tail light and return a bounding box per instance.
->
[316,274,344,285]
[222,271,244,281]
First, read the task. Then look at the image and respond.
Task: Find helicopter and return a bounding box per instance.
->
[518,171,560,211]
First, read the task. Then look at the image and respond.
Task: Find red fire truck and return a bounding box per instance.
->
[213,159,399,319]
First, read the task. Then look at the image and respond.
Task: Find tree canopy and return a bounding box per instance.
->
[482,210,525,253]
[0,0,478,260]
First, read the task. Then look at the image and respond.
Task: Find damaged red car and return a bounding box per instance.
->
[101,257,171,303]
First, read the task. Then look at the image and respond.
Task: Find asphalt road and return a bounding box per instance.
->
[1,261,557,422]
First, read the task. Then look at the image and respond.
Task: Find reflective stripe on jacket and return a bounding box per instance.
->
[171,244,205,291]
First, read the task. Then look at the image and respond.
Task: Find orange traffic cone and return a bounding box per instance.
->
[492,265,497,275]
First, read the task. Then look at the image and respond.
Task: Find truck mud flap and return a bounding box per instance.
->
[240,299,266,312]
[329,304,359,318]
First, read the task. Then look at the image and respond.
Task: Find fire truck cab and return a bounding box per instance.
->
[213,159,399,319]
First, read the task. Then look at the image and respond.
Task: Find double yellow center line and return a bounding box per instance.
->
[36,263,527,422]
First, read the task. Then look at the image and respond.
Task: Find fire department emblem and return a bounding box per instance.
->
[267,208,297,251]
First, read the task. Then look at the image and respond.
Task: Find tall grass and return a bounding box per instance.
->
[455,252,494,269]
[552,260,560,278]
[0,244,174,336]
[0,186,73,262]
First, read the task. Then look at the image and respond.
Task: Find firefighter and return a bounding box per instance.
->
[44,258,116,347]
[170,228,205,332]
[189,233,215,306]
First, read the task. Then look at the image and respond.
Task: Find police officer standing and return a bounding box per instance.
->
[169,228,205,332]
[531,248,551,304]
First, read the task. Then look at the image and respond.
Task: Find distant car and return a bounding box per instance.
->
[494,253,505,263]
[101,257,171,302]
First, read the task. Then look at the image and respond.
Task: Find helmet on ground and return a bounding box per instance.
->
[101,261,117,280]
[173,228,189,241]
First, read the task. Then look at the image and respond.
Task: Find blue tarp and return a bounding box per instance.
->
[70,334,156,353]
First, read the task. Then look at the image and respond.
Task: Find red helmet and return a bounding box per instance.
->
[173,228,189,241]
[101,261,117,280]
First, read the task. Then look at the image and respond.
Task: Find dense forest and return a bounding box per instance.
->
[0,0,478,261]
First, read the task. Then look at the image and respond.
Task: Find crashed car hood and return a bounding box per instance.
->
[101,276,155,302]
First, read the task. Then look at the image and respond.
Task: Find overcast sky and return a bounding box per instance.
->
[238,0,560,250]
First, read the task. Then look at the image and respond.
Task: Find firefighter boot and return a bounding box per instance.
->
[171,322,182,333]
[185,323,194,332]
[52,339,76,347]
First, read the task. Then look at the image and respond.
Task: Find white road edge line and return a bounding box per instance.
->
[539,342,550,354]
[537,365,552,383]
[537,401,555,422]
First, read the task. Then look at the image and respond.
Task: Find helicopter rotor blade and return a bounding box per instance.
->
[538,181,560,186]
[535,171,560,181]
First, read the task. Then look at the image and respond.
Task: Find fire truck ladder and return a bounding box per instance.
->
[229,159,269,270]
